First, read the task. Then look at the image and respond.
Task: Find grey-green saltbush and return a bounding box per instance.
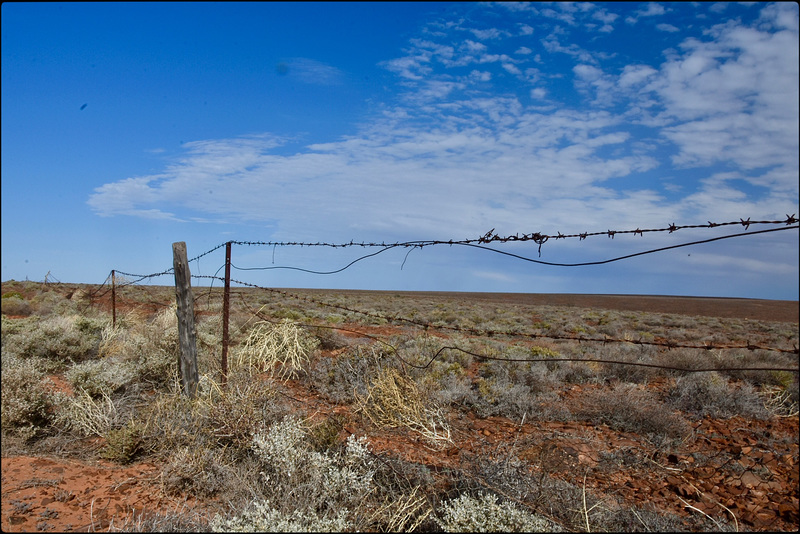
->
[209,500,350,532]
[668,372,770,419]
[435,492,553,532]
[1,353,56,439]
[2,314,104,363]
[215,416,378,531]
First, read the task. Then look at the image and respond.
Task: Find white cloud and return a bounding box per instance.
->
[89,104,664,241]
[656,23,679,32]
[639,14,799,179]
[530,87,547,99]
[469,27,508,40]
[626,2,668,24]
[470,70,492,82]
[542,29,597,63]
[515,46,532,55]
[617,64,658,88]
[708,3,728,15]
[462,39,488,54]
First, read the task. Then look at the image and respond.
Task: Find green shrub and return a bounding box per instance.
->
[101,420,145,464]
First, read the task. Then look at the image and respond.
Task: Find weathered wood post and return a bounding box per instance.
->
[221,241,232,387]
[172,242,199,398]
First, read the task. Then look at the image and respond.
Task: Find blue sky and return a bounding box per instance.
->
[2,2,798,300]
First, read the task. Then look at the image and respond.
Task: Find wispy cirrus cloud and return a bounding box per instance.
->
[278,57,345,85]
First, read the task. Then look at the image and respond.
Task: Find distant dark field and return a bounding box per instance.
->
[284,288,800,323]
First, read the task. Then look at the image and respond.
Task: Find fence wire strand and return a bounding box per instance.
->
[100,216,799,373]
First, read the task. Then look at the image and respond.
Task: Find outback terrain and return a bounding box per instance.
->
[1,280,798,532]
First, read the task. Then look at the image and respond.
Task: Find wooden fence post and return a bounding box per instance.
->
[221,241,232,387]
[172,242,199,398]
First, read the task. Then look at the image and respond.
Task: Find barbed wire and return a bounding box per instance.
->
[229,286,799,375]
[230,225,798,272]
[229,215,798,249]
[110,216,798,283]
[190,274,799,357]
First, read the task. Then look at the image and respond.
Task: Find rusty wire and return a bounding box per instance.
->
[190,275,799,360]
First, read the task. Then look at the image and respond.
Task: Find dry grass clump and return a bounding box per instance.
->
[234,318,320,379]
[760,382,799,417]
[55,388,122,437]
[356,367,452,449]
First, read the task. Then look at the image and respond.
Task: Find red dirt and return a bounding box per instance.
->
[2,456,177,532]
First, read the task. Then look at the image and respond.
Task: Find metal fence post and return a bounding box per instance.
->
[221,241,232,387]
[111,270,116,327]
[172,242,199,398]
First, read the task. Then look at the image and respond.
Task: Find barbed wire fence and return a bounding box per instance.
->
[91,216,800,385]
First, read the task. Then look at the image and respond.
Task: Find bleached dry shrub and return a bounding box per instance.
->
[65,358,138,397]
[355,367,452,449]
[200,372,286,450]
[469,351,557,420]
[55,388,123,437]
[95,306,179,389]
[161,446,233,498]
[0,353,56,440]
[234,319,319,379]
[435,492,552,532]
